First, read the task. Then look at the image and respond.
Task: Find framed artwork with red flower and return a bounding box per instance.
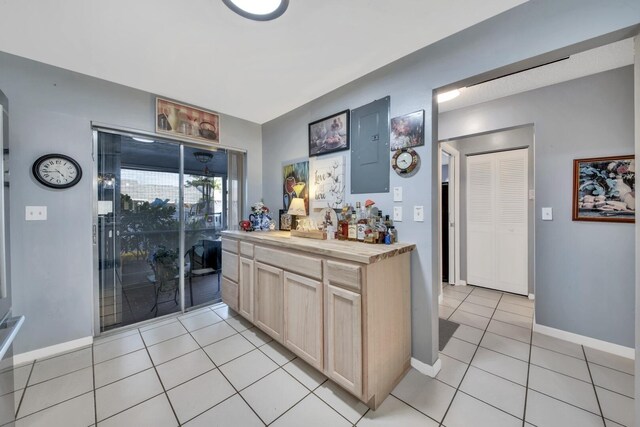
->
[572,155,635,223]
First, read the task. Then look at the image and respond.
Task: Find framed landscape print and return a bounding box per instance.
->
[156,98,220,144]
[390,110,424,150]
[572,155,635,223]
[309,110,350,156]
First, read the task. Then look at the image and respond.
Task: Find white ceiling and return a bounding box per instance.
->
[439,37,635,113]
[0,0,527,124]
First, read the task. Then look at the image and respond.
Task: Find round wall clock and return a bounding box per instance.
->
[392,148,420,177]
[32,154,82,189]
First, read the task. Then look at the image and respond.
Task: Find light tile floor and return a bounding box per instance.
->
[1,285,634,426]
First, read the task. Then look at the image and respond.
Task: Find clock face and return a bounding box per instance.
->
[33,154,82,189]
[392,148,420,177]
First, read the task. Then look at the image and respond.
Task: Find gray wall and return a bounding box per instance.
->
[0,52,262,354]
[262,1,640,364]
[447,126,535,295]
[634,35,639,415]
[440,67,635,347]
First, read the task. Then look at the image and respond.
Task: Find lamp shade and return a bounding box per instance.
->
[287,198,307,216]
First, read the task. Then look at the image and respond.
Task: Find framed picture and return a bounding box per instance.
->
[283,160,309,213]
[390,110,424,150]
[156,97,220,144]
[310,156,345,210]
[279,209,296,231]
[309,110,350,156]
[572,155,635,223]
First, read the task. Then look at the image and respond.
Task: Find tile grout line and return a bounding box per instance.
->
[13,360,34,420]
[521,316,535,426]
[582,345,607,426]
[438,289,507,426]
[176,315,270,425]
[138,328,182,426]
[92,343,98,426]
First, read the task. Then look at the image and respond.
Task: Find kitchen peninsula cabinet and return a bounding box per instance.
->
[220,230,415,409]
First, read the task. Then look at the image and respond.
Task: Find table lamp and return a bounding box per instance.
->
[287,197,306,230]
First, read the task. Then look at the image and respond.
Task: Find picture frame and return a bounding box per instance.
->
[156,97,220,144]
[279,209,296,231]
[572,155,635,223]
[390,110,425,150]
[308,110,350,157]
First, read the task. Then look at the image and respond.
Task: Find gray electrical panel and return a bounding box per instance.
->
[350,96,390,194]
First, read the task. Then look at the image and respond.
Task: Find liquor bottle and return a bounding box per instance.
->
[337,209,348,240]
[357,208,368,241]
[348,209,358,241]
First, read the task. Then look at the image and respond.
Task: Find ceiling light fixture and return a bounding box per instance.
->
[222,0,289,21]
[437,89,462,103]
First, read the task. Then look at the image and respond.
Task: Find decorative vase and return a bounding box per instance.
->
[249,213,272,231]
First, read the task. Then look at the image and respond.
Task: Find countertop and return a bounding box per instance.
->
[221,230,416,264]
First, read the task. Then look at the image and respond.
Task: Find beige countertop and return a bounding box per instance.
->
[221,230,415,264]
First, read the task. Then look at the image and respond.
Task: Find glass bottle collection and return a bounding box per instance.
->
[338,201,397,244]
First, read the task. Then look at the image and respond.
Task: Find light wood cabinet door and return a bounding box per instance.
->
[221,276,239,312]
[239,257,254,321]
[254,262,284,342]
[283,272,323,370]
[325,284,362,397]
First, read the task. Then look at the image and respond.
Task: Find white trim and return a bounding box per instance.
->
[411,357,442,377]
[457,280,467,287]
[533,323,634,360]
[528,293,535,300]
[13,336,93,365]
[438,292,444,305]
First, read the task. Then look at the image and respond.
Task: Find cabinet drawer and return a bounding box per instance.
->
[222,250,239,282]
[222,238,238,254]
[240,242,254,258]
[221,277,239,312]
[255,246,322,280]
[326,260,362,292]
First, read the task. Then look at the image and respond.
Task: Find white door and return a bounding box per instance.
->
[467,149,528,295]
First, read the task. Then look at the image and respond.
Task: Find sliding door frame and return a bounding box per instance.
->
[91,123,247,337]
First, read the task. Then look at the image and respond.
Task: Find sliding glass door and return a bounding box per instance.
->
[96,130,234,333]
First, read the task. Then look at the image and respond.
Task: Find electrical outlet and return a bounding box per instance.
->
[26,206,47,221]
[393,206,402,222]
[542,207,553,221]
[393,187,403,202]
[414,206,424,222]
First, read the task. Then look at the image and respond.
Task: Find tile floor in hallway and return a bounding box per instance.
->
[0,284,634,426]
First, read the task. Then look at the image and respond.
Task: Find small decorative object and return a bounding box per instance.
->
[279,209,296,231]
[573,155,635,223]
[310,156,346,209]
[283,160,309,212]
[392,148,420,177]
[390,110,425,150]
[32,153,82,189]
[249,201,274,231]
[156,97,220,144]
[239,220,253,232]
[309,110,350,157]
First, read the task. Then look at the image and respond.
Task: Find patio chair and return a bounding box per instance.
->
[187,239,222,306]
[148,252,181,317]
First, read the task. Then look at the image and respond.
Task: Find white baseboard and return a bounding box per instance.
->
[528,294,535,300]
[456,280,467,287]
[13,336,93,365]
[438,293,444,304]
[411,357,442,377]
[533,323,634,360]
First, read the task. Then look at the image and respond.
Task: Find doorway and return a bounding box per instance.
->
[94,129,241,334]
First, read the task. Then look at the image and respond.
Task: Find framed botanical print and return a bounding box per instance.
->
[572,155,635,223]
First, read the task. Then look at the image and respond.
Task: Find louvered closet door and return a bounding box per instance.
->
[467,149,528,295]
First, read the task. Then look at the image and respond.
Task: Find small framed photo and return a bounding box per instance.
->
[279,209,296,231]
[390,110,425,150]
[156,97,220,144]
[572,155,635,223]
[309,110,350,157]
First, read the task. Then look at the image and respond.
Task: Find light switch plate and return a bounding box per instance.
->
[414,206,424,222]
[393,206,402,222]
[542,207,552,221]
[393,187,403,202]
[26,206,47,221]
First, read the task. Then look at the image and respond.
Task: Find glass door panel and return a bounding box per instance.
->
[97,133,181,332]
[183,146,227,308]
